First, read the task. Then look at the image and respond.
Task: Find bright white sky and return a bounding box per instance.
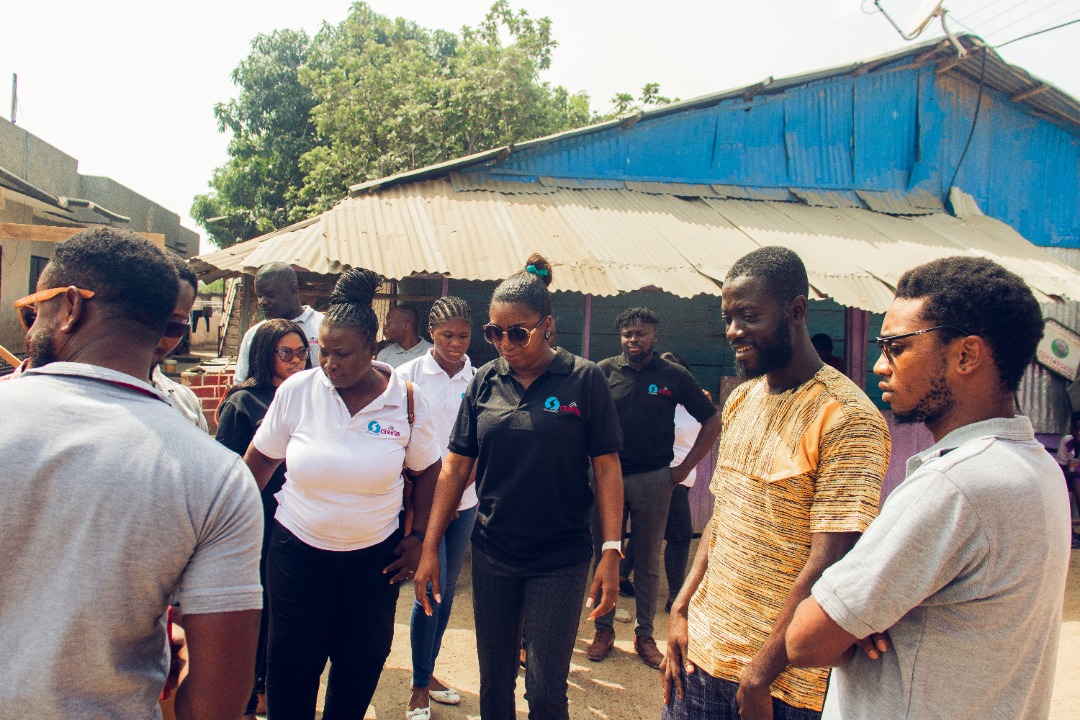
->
[1,0,1076,253]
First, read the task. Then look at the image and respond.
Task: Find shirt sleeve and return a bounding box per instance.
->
[175,456,264,614]
[448,372,481,457]
[584,363,623,458]
[252,384,293,460]
[234,328,254,383]
[404,385,444,472]
[812,469,988,637]
[809,404,890,534]
[1055,435,1072,466]
[215,395,253,457]
[676,366,717,423]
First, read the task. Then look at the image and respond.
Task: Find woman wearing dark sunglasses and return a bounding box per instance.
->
[215,318,311,720]
[414,253,625,720]
[148,252,206,431]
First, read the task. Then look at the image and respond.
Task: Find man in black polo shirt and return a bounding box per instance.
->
[589,307,722,669]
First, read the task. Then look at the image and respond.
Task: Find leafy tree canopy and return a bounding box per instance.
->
[194,1,668,249]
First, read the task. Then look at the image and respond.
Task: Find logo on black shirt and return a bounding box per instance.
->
[648,383,673,397]
[544,396,561,412]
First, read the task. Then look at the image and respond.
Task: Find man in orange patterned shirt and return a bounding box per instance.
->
[662,246,890,720]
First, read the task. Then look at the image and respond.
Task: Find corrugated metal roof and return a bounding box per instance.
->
[192,179,1080,312]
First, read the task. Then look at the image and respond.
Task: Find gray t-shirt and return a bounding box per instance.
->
[0,363,264,720]
[813,416,1071,720]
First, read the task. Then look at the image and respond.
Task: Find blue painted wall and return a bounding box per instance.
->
[482,60,1079,247]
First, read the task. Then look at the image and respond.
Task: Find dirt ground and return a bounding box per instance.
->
[305,543,1080,720]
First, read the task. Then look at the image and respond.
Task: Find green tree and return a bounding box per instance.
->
[606,82,676,118]
[194,2,595,248]
[192,29,319,248]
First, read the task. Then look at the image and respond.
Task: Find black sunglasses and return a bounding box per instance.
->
[482,317,546,346]
[163,320,190,339]
[275,346,309,361]
[875,325,970,364]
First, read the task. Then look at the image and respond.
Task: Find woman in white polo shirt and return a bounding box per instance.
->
[396,297,477,720]
[243,268,443,719]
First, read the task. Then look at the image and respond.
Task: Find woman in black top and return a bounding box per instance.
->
[414,254,625,720]
[215,318,310,720]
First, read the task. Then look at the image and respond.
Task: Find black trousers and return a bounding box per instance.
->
[265,522,401,720]
[471,547,591,720]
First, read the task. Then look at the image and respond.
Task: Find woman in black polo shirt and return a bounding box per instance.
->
[414,254,625,720]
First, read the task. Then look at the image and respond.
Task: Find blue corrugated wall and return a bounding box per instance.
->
[488,60,1079,247]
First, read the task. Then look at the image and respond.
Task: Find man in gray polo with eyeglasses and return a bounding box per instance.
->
[786,257,1071,720]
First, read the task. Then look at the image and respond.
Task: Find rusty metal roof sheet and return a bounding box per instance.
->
[191,179,1080,312]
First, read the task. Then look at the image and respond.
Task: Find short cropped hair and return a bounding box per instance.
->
[47,227,177,334]
[613,307,659,331]
[725,246,809,304]
[895,257,1042,392]
[392,305,420,328]
[164,250,198,293]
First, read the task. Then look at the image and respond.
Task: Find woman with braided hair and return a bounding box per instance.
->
[396,296,477,719]
[243,267,443,719]
[414,254,625,720]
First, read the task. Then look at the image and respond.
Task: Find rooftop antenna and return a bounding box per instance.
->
[874,0,966,56]
[10,73,16,124]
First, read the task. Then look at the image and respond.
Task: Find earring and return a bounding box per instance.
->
[960,365,966,372]
[544,331,551,339]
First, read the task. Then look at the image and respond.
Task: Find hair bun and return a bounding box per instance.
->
[524,253,553,288]
[330,267,382,307]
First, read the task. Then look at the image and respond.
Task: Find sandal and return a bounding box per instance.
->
[429,688,461,706]
[405,706,431,720]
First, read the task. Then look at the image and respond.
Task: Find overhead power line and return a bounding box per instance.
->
[995,14,1080,45]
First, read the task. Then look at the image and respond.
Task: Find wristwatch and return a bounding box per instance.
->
[409,530,426,542]
[601,540,624,558]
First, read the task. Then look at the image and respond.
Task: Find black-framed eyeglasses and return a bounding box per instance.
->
[875,325,970,364]
[482,317,546,346]
[275,346,309,362]
[163,320,190,339]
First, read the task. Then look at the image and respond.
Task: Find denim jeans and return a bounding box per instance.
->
[662,667,822,720]
[265,522,400,720]
[409,504,477,688]
[594,466,673,638]
[471,547,591,720]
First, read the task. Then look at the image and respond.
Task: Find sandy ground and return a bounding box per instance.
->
[303,543,1080,720]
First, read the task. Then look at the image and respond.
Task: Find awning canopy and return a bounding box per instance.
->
[191,177,1080,312]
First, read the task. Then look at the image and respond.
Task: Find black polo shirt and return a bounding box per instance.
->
[597,352,717,475]
[449,347,622,569]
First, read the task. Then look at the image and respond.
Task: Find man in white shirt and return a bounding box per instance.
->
[377,305,432,369]
[234,263,323,381]
[2,227,263,720]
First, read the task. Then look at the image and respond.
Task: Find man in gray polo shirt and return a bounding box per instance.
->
[785,257,1071,720]
[1,228,263,720]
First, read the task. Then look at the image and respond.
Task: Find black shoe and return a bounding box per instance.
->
[619,579,635,598]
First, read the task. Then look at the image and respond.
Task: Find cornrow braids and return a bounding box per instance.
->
[428,296,472,330]
[324,267,383,345]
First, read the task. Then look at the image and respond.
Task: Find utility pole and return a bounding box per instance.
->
[10,73,16,124]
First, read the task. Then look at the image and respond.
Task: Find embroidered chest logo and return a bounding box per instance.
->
[544,396,561,412]
[367,421,402,437]
[560,401,582,417]
[648,383,673,397]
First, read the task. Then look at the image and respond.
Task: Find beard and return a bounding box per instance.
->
[893,374,955,426]
[28,328,59,369]
[734,319,794,379]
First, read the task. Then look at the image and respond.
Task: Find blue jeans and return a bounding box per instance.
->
[409,504,477,688]
[471,547,591,720]
[662,667,822,720]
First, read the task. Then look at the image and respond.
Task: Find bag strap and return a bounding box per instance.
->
[406,380,415,427]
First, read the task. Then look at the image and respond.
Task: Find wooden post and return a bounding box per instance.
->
[441,276,449,297]
[582,294,593,360]
[844,307,870,388]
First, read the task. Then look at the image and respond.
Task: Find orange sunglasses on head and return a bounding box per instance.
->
[14,287,95,330]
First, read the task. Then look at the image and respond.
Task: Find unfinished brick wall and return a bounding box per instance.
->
[180,370,234,435]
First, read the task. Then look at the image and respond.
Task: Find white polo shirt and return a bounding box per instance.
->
[234,306,324,382]
[396,350,477,511]
[671,403,702,488]
[254,362,442,551]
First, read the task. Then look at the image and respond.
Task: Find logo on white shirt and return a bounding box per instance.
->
[366,421,402,437]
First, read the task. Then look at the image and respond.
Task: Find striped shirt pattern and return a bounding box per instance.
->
[687,365,890,711]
